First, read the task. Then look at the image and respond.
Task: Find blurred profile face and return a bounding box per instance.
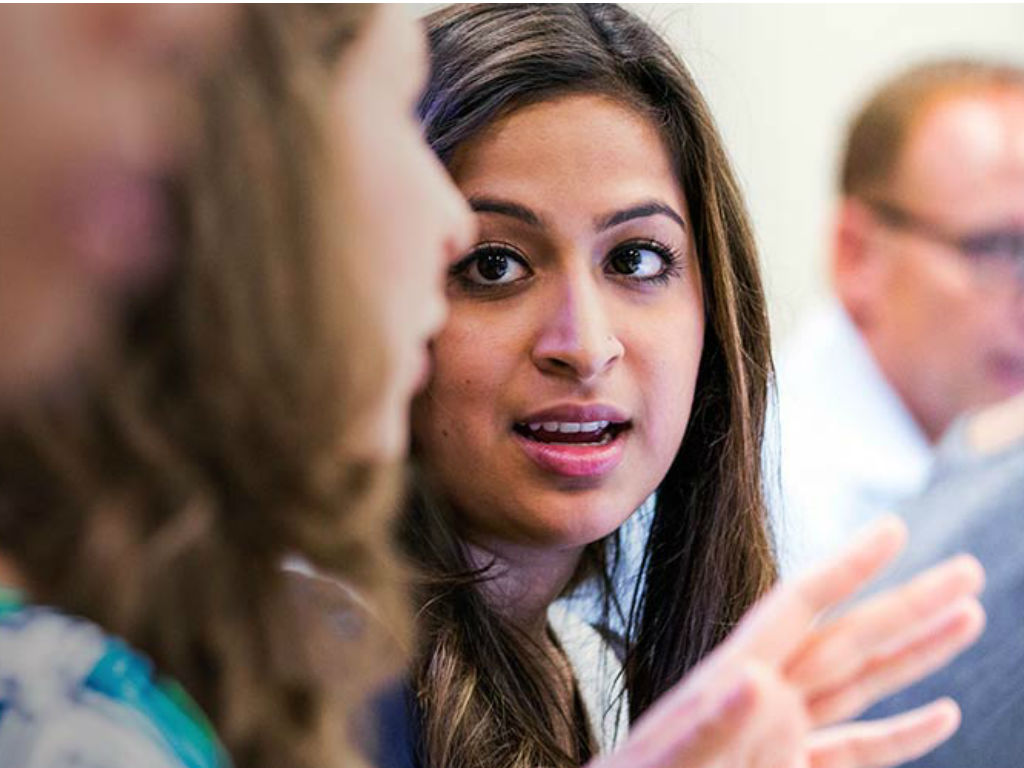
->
[412,94,704,554]
[0,5,234,401]
[848,89,1024,440]
[328,6,475,460]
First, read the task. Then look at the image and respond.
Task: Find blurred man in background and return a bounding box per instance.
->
[775,59,1024,575]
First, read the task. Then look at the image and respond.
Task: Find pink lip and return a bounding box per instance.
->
[517,402,629,425]
[513,430,626,478]
[512,401,631,479]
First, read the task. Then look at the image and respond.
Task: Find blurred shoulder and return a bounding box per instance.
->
[0,604,201,768]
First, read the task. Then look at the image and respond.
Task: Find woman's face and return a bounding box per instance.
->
[413,94,705,553]
[328,6,475,460]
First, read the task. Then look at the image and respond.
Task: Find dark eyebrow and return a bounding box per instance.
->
[596,201,687,233]
[468,196,544,228]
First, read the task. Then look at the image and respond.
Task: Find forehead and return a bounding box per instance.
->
[449,93,687,217]
[894,90,1024,216]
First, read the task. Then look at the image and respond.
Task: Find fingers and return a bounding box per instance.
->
[805,597,984,725]
[588,663,762,768]
[793,516,908,619]
[806,698,961,768]
[727,516,908,665]
[786,554,984,695]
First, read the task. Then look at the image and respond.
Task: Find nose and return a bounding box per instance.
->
[422,160,476,341]
[532,269,624,382]
[434,161,477,277]
[75,6,236,76]
[444,190,476,265]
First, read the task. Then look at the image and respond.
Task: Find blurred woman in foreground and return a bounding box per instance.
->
[0,6,472,768]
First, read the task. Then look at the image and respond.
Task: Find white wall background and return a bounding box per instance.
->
[622,4,1024,345]
[416,4,1024,344]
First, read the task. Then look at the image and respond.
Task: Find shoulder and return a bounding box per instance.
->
[865,435,1024,767]
[898,429,1024,578]
[0,605,206,768]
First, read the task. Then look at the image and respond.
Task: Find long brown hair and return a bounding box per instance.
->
[402,4,777,767]
[0,6,404,768]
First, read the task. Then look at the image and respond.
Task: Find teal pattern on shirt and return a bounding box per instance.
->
[0,590,228,768]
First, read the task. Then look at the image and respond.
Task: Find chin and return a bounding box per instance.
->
[349,403,409,464]
[523,490,640,549]
[378,423,410,463]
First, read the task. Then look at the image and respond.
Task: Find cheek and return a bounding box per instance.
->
[894,251,972,317]
[435,307,526,387]
[336,139,432,333]
[649,346,702,445]
[415,323,499,443]
[632,298,705,453]
[920,276,990,364]
[418,306,533,455]
[335,102,413,254]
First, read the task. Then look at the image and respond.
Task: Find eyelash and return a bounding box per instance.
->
[448,241,531,294]
[448,238,685,292]
[608,238,684,286]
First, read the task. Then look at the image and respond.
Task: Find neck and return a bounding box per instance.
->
[463,537,590,760]
[859,327,946,443]
[900,390,947,444]
[464,537,583,645]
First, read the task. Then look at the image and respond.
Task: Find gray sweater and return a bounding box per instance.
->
[863,422,1024,767]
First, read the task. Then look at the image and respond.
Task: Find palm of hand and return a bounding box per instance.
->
[590,517,984,768]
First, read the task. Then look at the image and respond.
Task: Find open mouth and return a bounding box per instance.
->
[512,420,631,446]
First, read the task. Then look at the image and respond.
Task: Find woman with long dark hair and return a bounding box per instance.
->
[396,5,985,768]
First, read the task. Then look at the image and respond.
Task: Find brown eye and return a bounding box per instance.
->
[609,246,644,275]
[453,244,531,287]
[477,250,511,281]
[607,241,676,280]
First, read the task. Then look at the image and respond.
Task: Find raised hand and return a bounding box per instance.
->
[588,516,985,768]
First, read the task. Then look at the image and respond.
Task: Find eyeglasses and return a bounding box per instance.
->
[864,197,1024,287]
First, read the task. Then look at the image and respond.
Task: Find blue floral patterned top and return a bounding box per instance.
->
[0,588,226,768]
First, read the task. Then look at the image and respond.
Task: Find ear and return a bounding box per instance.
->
[831,197,886,331]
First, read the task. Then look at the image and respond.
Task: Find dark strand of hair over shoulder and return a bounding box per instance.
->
[403,5,776,768]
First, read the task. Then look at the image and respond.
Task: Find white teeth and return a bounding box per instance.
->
[523,420,613,434]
